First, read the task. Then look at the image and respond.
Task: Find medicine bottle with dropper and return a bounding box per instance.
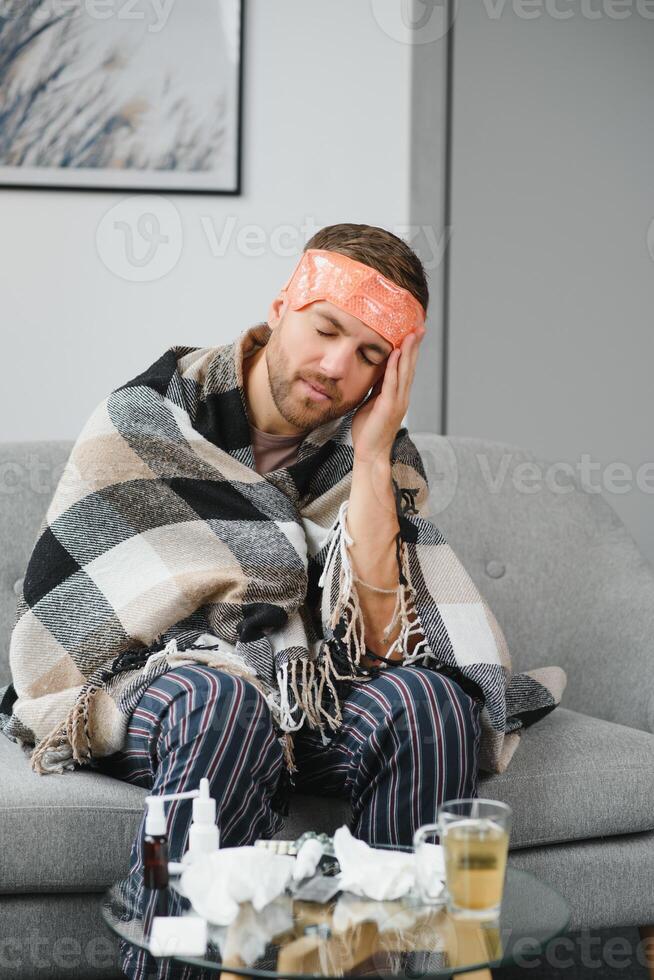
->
[144,795,170,890]
[142,788,200,931]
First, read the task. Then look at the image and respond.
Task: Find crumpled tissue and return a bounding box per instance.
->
[180,846,295,925]
[333,826,445,902]
[292,837,325,881]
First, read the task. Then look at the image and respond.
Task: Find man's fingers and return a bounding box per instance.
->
[384,349,400,387]
[397,334,420,401]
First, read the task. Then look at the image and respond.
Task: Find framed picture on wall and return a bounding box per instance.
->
[0,0,244,195]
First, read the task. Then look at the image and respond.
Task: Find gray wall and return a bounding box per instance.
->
[0,0,413,441]
[446,1,654,568]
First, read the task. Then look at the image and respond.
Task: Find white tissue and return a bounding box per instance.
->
[333,826,445,902]
[149,915,207,957]
[180,846,295,925]
[292,838,324,881]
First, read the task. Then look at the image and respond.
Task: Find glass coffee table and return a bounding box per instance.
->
[102,850,569,980]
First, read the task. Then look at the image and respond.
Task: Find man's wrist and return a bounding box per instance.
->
[353,450,393,473]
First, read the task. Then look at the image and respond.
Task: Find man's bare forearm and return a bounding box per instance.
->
[346,456,405,664]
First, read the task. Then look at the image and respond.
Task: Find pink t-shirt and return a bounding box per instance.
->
[250,423,304,474]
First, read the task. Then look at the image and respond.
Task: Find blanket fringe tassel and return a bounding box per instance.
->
[30,684,99,775]
[276,500,434,769]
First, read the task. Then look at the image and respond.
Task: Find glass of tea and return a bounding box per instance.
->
[437,799,512,918]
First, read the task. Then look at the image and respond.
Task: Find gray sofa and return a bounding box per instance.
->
[2,434,654,979]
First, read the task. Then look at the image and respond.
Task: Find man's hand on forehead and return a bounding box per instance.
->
[351,326,426,465]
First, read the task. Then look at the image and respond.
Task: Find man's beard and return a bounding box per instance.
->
[265,339,364,432]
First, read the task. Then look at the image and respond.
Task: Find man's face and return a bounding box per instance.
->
[264,300,394,431]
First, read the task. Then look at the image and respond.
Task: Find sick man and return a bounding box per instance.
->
[6,223,499,980]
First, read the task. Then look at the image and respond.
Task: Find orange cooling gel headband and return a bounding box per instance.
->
[267,248,426,350]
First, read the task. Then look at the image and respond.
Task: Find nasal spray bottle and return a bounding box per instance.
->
[143,787,200,931]
[182,777,220,866]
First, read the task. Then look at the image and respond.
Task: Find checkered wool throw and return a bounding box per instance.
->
[2,323,566,778]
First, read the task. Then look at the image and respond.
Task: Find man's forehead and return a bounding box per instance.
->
[310,301,393,356]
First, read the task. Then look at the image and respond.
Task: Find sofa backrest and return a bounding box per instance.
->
[2,435,653,734]
[1,441,74,689]
[412,432,654,735]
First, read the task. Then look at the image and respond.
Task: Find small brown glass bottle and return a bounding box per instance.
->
[143,797,170,932]
[140,787,201,936]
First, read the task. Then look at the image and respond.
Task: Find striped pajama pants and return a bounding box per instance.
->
[97,662,482,980]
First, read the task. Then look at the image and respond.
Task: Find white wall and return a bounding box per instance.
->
[0,0,412,442]
[447,1,654,567]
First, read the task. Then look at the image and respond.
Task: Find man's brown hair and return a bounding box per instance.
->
[304,223,429,314]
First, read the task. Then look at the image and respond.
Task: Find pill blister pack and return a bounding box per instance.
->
[255,831,336,858]
[254,838,300,856]
[255,834,341,879]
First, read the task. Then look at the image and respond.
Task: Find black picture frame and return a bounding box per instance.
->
[0,0,245,196]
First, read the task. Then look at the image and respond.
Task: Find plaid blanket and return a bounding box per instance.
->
[1,323,566,778]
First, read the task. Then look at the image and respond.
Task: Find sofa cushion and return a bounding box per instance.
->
[0,737,147,893]
[0,732,349,893]
[479,707,654,848]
